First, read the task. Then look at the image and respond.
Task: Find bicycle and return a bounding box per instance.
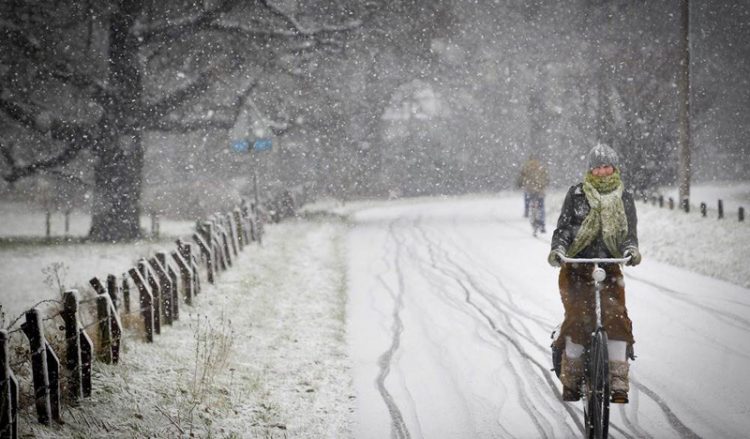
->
[528,193,545,236]
[552,255,630,439]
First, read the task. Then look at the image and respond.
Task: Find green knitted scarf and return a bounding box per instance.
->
[567,170,628,258]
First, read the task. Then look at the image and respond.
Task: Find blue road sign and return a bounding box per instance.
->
[254,138,272,151]
[232,139,250,152]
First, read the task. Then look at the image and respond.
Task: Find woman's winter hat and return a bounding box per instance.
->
[588,144,619,170]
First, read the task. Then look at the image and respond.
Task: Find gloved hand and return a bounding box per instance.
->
[547,247,566,267]
[623,247,642,266]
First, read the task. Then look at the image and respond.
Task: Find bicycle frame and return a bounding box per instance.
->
[560,256,629,328]
[558,255,629,439]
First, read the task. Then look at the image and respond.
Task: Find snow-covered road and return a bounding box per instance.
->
[346,196,750,439]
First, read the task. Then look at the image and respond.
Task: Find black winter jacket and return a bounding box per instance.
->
[551,183,639,258]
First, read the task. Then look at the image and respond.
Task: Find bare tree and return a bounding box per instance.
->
[0,0,364,241]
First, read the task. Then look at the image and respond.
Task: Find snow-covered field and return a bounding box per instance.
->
[1,181,748,438]
[0,201,195,238]
[9,219,353,438]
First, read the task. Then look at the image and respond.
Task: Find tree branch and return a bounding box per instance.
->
[138,0,238,45]
[0,97,97,183]
[141,72,215,123]
[0,22,42,56]
[0,141,17,168]
[257,0,362,36]
[146,119,236,132]
[1,140,91,183]
[145,80,257,133]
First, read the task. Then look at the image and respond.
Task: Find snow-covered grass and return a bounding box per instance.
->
[15,219,353,438]
[662,180,750,217]
[0,201,195,238]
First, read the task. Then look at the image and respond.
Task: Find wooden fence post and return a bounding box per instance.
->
[90,275,122,358]
[121,274,131,315]
[216,222,233,267]
[128,268,154,342]
[177,240,201,295]
[226,213,239,256]
[157,252,179,322]
[740,207,745,222]
[171,251,193,306]
[668,197,674,210]
[207,221,227,271]
[89,277,106,297]
[718,199,724,219]
[79,331,92,398]
[106,274,119,310]
[44,345,61,423]
[96,295,113,364]
[149,257,173,326]
[234,208,245,250]
[102,294,121,364]
[45,211,51,240]
[1,329,19,439]
[658,195,664,208]
[193,232,214,284]
[20,309,54,424]
[187,243,201,295]
[139,260,161,335]
[205,221,226,271]
[64,209,71,237]
[61,291,83,404]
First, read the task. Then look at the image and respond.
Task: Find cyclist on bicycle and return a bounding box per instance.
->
[547,144,642,404]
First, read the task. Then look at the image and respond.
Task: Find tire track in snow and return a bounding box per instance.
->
[629,378,703,439]
[413,222,650,439]
[408,228,559,437]
[627,273,750,333]
[410,223,585,438]
[433,221,706,439]
[373,221,412,439]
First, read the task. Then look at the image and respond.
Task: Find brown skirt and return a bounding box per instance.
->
[553,263,634,350]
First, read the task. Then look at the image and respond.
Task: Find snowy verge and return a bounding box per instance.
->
[20,219,354,438]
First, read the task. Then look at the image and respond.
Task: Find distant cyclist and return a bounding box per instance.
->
[547,144,642,404]
[517,154,549,233]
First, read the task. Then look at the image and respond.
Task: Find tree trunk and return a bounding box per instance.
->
[89,135,143,242]
[89,0,145,242]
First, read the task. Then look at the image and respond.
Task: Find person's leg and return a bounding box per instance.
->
[601,266,633,403]
[561,337,585,401]
[557,266,594,401]
[523,192,529,217]
[607,339,629,403]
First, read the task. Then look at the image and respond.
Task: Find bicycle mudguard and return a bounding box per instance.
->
[551,345,562,378]
[550,326,562,378]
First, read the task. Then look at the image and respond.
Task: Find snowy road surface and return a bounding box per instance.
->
[346,195,750,439]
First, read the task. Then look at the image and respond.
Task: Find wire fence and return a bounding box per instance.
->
[0,193,303,438]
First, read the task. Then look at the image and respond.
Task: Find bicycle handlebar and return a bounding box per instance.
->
[559,256,631,264]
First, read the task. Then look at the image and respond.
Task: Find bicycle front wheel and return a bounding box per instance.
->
[585,329,610,439]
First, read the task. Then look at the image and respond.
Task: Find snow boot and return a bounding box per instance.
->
[609,360,629,404]
[560,354,584,402]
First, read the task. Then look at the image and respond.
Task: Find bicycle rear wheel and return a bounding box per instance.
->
[584,329,610,439]
[529,199,540,236]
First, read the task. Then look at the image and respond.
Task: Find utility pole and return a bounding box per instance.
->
[677,0,691,208]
